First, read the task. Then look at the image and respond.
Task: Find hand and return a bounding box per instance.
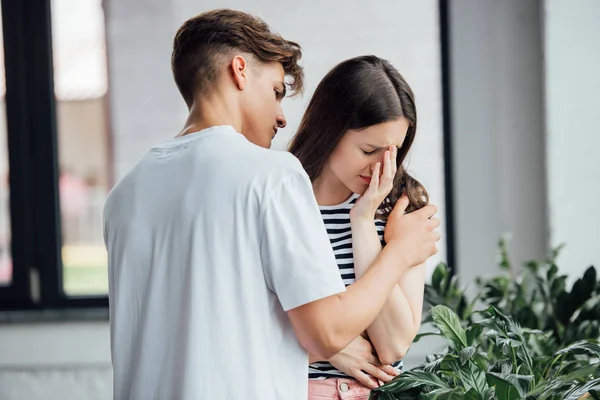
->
[350,146,398,221]
[327,335,400,390]
[384,196,441,267]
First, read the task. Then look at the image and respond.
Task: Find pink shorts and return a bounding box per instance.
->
[308,378,372,400]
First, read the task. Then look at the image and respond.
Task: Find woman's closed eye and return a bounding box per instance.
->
[362,149,377,155]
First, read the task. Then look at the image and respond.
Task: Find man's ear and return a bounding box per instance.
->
[230,55,249,91]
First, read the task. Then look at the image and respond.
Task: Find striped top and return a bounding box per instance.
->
[308,193,403,380]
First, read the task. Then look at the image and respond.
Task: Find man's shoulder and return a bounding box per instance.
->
[247,149,308,181]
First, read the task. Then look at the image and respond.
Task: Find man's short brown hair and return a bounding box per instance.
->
[171,9,304,107]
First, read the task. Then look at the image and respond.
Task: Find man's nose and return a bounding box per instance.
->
[276,114,287,129]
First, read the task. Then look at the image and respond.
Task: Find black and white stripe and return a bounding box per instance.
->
[309,193,403,380]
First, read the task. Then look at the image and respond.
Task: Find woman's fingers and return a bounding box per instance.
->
[380,364,401,377]
[370,162,381,191]
[368,355,400,378]
[382,150,392,185]
[362,364,396,384]
[391,145,398,178]
[352,369,380,390]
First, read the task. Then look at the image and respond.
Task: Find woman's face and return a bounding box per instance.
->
[325,118,409,195]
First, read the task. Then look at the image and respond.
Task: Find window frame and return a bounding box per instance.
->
[0,0,107,313]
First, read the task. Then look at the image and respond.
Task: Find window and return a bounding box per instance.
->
[52,0,109,296]
[0,0,108,311]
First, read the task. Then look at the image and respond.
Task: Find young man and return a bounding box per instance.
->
[104,9,440,400]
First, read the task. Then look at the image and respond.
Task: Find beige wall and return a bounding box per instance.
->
[56,98,110,188]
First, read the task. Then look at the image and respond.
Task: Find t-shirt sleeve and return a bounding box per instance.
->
[260,172,346,311]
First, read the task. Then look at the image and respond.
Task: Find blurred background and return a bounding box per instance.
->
[0,0,598,399]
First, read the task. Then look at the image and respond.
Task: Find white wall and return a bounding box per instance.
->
[543,0,600,284]
[449,0,548,287]
[0,322,111,400]
[0,368,111,400]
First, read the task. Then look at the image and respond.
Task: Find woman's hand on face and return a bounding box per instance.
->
[350,145,398,222]
[327,335,400,390]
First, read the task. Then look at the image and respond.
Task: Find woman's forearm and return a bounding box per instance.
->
[351,217,424,365]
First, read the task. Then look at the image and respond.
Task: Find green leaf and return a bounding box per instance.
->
[491,358,513,375]
[425,352,444,363]
[375,371,448,393]
[457,362,488,393]
[494,373,533,396]
[556,291,574,326]
[528,363,600,397]
[527,379,564,398]
[413,331,442,343]
[467,324,484,346]
[555,339,600,358]
[423,353,458,374]
[421,387,465,400]
[564,362,600,380]
[571,294,600,324]
[514,306,539,330]
[463,388,480,400]
[550,275,567,299]
[498,237,511,271]
[369,388,420,400]
[546,262,558,281]
[459,346,477,366]
[431,305,468,350]
[569,268,597,314]
[480,278,510,306]
[481,386,496,400]
[583,266,597,287]
[548,244,565,262]
[525,260,539,275]
[486,306,535,371]
[496,337,521,354]
[562,377,600,399]
[486,372,523,400]
[432,263,446,292]
[521,327,545,336]
[473,352,490,371]
[423,356,445,373]
[485,329,501,340]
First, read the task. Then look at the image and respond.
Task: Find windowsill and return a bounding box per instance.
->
[0,310,111,368]
[0,308,109,324]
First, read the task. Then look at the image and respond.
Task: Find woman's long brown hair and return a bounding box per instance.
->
[289,55,428,217]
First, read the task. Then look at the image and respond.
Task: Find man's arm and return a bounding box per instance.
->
[287,199,438,359]
[288,243,411,359]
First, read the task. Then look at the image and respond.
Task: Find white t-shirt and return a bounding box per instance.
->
[103,125,346,400]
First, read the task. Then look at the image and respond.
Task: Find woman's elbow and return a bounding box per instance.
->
[378,343,411,365]
[377,329,420,365]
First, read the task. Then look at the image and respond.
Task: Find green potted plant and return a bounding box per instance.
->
[425,239,600,356]
[370,305,600,399]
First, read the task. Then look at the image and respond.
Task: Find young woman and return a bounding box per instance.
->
[289,55,430,399]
